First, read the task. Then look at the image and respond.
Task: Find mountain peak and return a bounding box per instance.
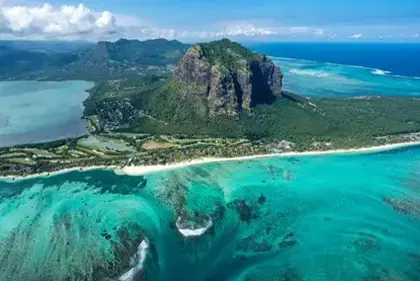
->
[193,39,257,72]
[173,39,283,117]
[77,38,189,76]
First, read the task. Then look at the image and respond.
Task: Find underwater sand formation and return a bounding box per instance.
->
[176,213,213,237]
[119,239,149,281]
[2,146,420,280]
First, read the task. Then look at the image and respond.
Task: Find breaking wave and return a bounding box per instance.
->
[289,68,331,78]
[371,69,391,76]
[119,240,149,281]
[272,56,420,97]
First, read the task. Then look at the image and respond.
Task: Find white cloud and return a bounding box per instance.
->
[0,2,117,39]
[313,29,325,36]
[0,2,330,41]
[221,23,277,36]
[1,2,418,41]
[190,23,325,39]
[190,23,310,38]
[350,33,363,39]
[379,35,394,39]
[120,22,322,41]
[398,32,420,39]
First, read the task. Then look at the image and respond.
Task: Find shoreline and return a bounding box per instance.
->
[120,140,420,176]
[2,141,420,181]
[0,165,116,182]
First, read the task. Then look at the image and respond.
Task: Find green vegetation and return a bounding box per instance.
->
[0,134,272,177]
[144,92,420,149]
[84,73,420,151]
[0,38,189,80]
[4,89,420,177]
[198,38,257,70]
[2,38,420,177]
[90,38,189,66]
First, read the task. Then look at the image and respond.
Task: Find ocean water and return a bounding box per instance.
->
[1,147,420,281]
[0,80,94,147]
[248,42,420,97]
[272,57,420,97]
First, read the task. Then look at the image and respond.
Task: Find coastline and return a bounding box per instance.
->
[120,141,420,176]
[0,165,116,182]
[2,140,420,181]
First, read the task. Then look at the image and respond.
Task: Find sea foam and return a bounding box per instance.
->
[119,239,149,281]
[371,69,391,76]
[289,68,330,78]
[176,216,213,237]
[274,56,420,97]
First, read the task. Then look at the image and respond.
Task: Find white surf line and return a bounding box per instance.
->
[176,216,213,237]
[0,165,115,182]
[119,141,420,177]
[119,239,149,281]
[2,140,420,181]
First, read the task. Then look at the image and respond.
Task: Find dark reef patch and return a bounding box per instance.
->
[383,197,420,218]
[352,232,381,253]
[0,170,149,199]
[227,199,260,222]
[258,194,267,204]
[362,266,404,281]
[278,232,297,249]
[235,235,273,253]
[244,266,302,281]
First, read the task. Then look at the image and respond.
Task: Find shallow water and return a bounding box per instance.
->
[0,80,94,147]
[1,147,420,281]
[273,57,420,97]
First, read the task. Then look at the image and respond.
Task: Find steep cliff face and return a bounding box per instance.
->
[173,39,283,117]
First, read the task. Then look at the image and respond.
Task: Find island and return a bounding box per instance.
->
[2,38,420,178]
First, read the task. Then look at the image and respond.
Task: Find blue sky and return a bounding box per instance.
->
[95,0,419,24]
[1,0,419,41]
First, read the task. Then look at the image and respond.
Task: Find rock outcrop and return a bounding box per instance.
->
[173,39,283,117]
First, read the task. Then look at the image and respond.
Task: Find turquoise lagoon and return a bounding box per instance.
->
[1,147,420,280]
[272,57,420,98]
[0,80,94,147]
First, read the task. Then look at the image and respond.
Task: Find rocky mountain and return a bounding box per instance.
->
[83,38,189,66]
[0,38,189,80]
[0,46,50,76]
[173,38,283,117]
[65,38,189,78]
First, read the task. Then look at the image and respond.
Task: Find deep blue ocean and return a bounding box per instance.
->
[247,42,420,97]
[248,42,420,77]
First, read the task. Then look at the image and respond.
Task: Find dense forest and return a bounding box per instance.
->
[84,75,420,150]
[4,38,420,151]
[0,38,189,80]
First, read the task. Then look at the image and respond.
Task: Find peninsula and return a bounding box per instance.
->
[2,38,420,177]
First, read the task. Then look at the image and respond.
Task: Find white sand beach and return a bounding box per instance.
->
[0,165,115,182]
[119,141,420,176]
[2,140,420,181]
